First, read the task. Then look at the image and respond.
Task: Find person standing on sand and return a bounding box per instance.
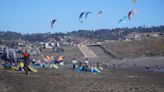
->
[84,58,89,65]
[96,62,99,68]
[72,58,77,70]
[23,50,30,75]
[2,47,10,64]
[79,60,82,67]
[84,58,89,71]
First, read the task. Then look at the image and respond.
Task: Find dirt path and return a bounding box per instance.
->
[77,45,97,58]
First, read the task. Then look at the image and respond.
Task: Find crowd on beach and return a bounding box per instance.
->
[0,45,68,74]
[0,46,104,75]
[0,46,32,75]
[71,58,107,73]
[1,45,162,77]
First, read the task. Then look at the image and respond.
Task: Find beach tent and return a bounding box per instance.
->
[46,56,52,62]
[57,56,64,62]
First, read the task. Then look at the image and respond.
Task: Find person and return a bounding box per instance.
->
[12,49,17,66]
[23,50,30,75]
[79,60,82,67]
[2,47,10,64]
[9,49,13,65]
[84,58,89,72]
[9,49,17,66]
[84,58,89,65]
[72,58,77,70]
[145,64,150,70]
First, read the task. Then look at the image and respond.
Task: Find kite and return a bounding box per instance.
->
[97,10,103,18]
[98,11,103,15]
[79,12,86,23]
[85,12,92,18]
[51,19,56,28]
[128,9,137,20]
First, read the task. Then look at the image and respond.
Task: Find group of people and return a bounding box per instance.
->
[1,47,31,75]
[1,46,103,75]
[32,55,65,68]
[72,58,101,73]
[1,47,17,65]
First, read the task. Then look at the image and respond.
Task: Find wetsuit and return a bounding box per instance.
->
[23,52,30,75]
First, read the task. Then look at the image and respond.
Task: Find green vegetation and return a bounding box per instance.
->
[0,25,164,42]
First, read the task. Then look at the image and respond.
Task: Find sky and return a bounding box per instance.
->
[0,0,164,34]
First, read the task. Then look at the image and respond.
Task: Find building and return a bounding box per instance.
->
[124,32,161,41]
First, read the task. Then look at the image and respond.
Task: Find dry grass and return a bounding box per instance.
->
[102,37,164,58]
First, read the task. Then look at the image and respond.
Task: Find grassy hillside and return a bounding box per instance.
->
[102,37,164,58]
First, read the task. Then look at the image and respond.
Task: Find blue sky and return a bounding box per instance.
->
[0,0,164,34]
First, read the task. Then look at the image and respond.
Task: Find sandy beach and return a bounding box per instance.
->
[0,45,164,92]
